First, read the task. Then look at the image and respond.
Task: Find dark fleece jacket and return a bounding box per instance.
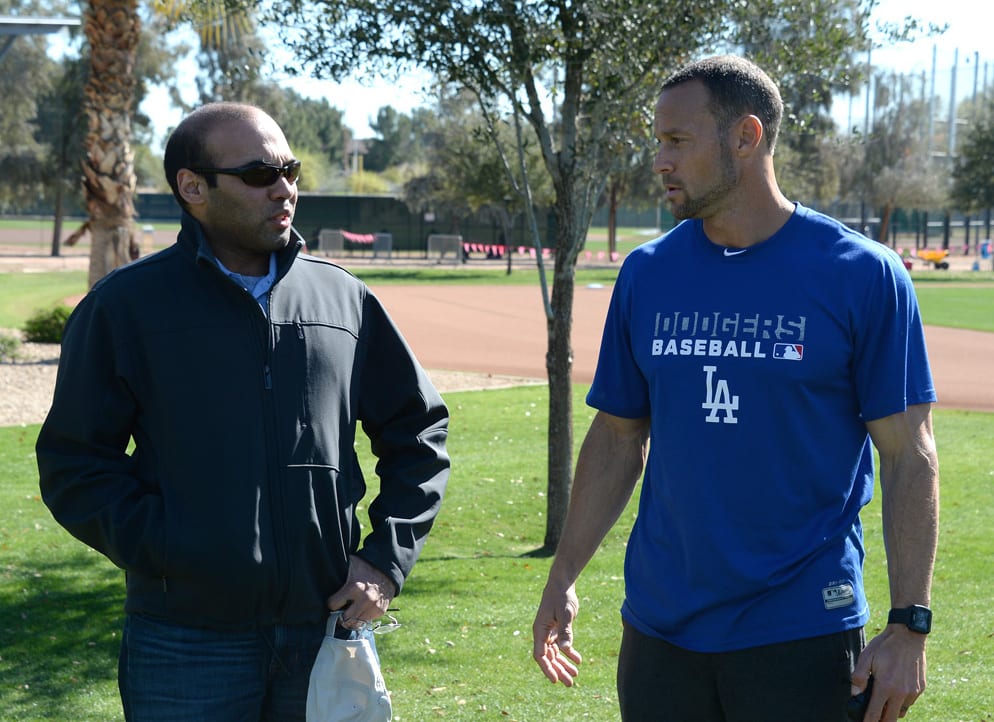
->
[37,214,449,630]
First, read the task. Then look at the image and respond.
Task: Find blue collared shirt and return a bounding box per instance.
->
[215,253,277,315]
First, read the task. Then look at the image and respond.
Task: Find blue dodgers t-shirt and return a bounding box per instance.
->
[587,204,935,653]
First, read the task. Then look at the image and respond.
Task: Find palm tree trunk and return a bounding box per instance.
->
[82,0,140,288]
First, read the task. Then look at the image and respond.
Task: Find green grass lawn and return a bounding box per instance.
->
[0,217,180,233]
[2,265,991,332]
[913,285,994,333]
[2,389,992,720]
[0,272,85,329]
[1,241,993,719]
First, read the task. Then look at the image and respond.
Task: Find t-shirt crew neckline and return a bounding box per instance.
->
[696,203,801,260]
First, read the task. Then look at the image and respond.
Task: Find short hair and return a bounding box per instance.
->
[162,102,265,210]
[661,55,783,152]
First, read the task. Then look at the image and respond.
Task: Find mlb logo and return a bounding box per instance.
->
[773,343,804,361]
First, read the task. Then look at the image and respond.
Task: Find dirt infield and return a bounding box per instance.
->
[370,284,994,413]
[2,250,992,412]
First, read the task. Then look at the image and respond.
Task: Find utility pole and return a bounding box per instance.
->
[927,45,936,160]
[948,48,958,159]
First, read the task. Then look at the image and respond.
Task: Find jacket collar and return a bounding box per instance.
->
[177,211,304,282]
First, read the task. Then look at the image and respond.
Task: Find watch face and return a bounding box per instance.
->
[910,607,932,633]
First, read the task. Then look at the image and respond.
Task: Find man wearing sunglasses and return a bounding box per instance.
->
[37,102,450,721]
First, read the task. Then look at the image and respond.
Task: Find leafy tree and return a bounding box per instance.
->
[158,7,351,186]
[34,55,88,255]
[1,2,176,255]
[263,0,878,552]
[0,0,65,211]
[951,95,994,213]
[731,0,872,202]
[131,11,188,182]
[274,89,347,172]
[401,86,553,273]
[192,5,266,104]
[597,0,872,248]
[600,114,669,256]
[292,148,338,192]
[848,70,947,242]
[345,169,391,194]
[364,105,431,171]
[591,0,874,232]
[398,93,474,231]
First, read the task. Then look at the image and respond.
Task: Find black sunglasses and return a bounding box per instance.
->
[192,160,302,187]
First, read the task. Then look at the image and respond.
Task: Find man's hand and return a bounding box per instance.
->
[326,555,396,629]
[532,583,583,686]
[850,626,927,721]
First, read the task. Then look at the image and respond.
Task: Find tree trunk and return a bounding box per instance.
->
[877,202,892,245]
[50,182,64,257]
[542,241,575,554]
[607,181,619,259]
[537,173,596,554]
[499,206,513,276]
[82,0,140,288]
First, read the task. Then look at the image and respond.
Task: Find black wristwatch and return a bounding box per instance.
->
[888,605,932,634]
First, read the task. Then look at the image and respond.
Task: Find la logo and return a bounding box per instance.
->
[702,365,739,424]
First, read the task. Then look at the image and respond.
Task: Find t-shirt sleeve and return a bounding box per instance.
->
[852,251,936,421]
[586,263,651,419]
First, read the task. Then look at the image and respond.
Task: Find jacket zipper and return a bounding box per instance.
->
[263,288,291,616]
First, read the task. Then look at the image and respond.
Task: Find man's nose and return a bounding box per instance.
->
[653,147,674,175]
[270,175,296,199]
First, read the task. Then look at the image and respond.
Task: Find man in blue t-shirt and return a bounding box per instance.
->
[532,55,939,722]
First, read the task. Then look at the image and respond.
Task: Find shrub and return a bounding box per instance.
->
[0,331,20,361]
[23,305,73,344]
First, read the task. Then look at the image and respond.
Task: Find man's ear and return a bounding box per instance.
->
[733,115,764,156]
[176,169,207,207]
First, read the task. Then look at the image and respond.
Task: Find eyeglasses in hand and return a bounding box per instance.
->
[355,614,401,635]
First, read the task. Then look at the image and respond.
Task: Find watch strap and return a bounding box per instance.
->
[888,605,932,634]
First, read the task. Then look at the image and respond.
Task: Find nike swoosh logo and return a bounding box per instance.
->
[723,248,748,256]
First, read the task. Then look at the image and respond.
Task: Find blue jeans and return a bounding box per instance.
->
[118,613,326,722]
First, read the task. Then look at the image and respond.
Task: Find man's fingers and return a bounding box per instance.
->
[558,640,582,666]
[532,585,582,685]
[533,624,582,686]
[536,644,580,686]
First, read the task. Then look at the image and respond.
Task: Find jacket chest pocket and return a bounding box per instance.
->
[273,322,362,468]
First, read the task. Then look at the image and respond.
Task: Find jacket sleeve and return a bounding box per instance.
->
[35,292,165,574]
[355,291,450,594]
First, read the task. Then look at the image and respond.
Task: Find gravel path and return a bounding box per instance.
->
[0,332,61,427]
[0,329,541,428]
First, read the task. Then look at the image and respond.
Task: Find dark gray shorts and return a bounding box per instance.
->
[617,621,864,722]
